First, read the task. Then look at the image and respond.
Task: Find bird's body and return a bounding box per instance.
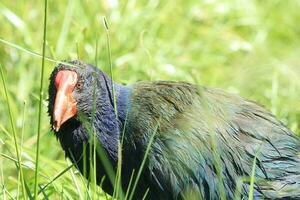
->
[48,60,300,199]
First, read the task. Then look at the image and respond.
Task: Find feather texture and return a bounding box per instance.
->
[125,81,300,199]
[48,61,300,199]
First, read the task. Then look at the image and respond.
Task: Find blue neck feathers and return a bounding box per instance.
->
[91,72,131,160]
[115,84,131,124]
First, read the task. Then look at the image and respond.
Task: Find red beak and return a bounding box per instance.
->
[53,70,78,132]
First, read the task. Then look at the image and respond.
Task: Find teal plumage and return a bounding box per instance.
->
[124,81,300,199]
[48,61,300,200]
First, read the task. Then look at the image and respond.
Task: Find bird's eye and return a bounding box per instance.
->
[76,80,83,90]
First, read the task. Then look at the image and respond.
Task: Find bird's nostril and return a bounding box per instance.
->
[53,120,58,131]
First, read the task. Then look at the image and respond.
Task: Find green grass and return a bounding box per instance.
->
[0,0,300,199]
[34,0,48,198]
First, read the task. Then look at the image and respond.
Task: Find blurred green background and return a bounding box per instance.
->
[0,0,299,199]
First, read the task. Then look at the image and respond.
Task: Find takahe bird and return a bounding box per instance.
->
[48,60,300,200]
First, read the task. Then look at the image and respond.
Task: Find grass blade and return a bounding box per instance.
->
[55,0,74,55]
[38,164,74,195]
[1,137,6,200]
[38,184,49,200]
[17,101,26,200]
[0,65,27,199]
[103,16,118,116]
[124,169,135,200]
[25,179,34,200]
[67,160,84,200]
[248,147,261,200]
[0,38,87,68]
[141,188,149,200]
[128,121,160,200]
[33,0,48,198]
[103,16,125,199]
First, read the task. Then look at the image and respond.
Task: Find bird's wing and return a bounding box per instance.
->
[125,81,300,199]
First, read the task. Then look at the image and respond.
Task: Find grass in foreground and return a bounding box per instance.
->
[0,0,300,199]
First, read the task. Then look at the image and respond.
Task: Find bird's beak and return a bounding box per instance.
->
[53,70,78,132]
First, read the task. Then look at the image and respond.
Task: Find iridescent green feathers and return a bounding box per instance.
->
[125,81,300,199]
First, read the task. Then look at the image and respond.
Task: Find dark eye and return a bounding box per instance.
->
[76,80,84,89]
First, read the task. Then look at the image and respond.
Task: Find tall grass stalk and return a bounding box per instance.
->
[94,139,117,194]
[33,0,48,198]
[117,109,130,200]
[17,101,26,200]
[68,149,92,199]
[82,142,90,199]
[90,73,98,200]
[55,0,74,56]
[124,169,135,200]
[233,177,245,200]
[103,16,125,199]
[38,164,74,195]
[95,32,99,67]
[128,121,160,200]
[0,38,87,69]
[0,38,57,63]
[248,148,261,200]
[1,132,6,200]
[67,160,84,200]
[0,65,27,199]
[103,17,118,116]
[79,113,119,199]
[141,188,150,200]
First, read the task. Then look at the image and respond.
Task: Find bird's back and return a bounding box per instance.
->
[124,81,300,199]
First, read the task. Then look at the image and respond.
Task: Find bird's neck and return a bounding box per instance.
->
[115,83,131,125]
[97,72,131,127]
[93,73,131,161]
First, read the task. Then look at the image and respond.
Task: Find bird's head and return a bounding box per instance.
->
[48,60,105,132]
